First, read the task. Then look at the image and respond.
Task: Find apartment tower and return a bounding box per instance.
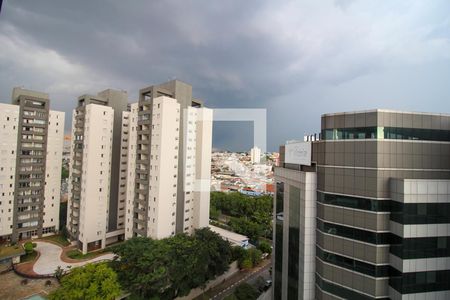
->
[274,109,450,300]
[67,89,128,253]
[125,80,212,240]
[250,146,262,164]
[0,88,64,243]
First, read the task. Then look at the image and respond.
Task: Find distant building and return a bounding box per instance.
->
[250,146,261,164]
[209,225,249,248]
[0,88,64,243]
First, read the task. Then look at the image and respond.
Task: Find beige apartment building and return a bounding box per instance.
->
[0,88,64,243]
[68,80,212,253]
[125,80,213,240]
[67,89,128,253]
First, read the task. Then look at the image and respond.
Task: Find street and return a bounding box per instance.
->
[195,259,272,300]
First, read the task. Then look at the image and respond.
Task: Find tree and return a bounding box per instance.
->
[228,217,264,241]
[240,258,253,270]
[48,263,121,300]
[54,266,64,282]
[24,242,34,254]
[248,248,262,267]
[111,237,171,299]
[61,166,69,180]
[211,192,273,241]
[59,202,67,230]
[234,283,259,300]
[257,240,272,255]
[194,227,232,278]
[210,207,221,220]
[111,228,234,300]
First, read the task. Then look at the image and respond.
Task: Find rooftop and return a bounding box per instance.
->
[0,245,25,260]
[322,109,450,118]
[209,225,249,245]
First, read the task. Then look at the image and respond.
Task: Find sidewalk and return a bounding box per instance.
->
[195,259,271,300]
[14,241,115,277]
[32,241,115,275]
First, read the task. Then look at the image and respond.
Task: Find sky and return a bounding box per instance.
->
[1,0,450,151]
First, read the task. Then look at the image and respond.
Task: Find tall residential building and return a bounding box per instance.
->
[67,89,128,253]
[250,146,262,164]
[125,80,212,240]
[0,88,64,243]
[274,109,450,300]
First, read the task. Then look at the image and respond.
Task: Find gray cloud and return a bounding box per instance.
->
[1,0,450,151]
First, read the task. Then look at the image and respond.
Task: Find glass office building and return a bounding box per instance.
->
[274,110,450,300]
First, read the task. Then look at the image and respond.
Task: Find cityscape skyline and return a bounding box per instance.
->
[1,1,450,151]
[1,1,450,299]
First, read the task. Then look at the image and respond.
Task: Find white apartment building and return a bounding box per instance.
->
[251,146,262,164]
[69,81,213,251]
[124,104,138,240]
[67,90,128,253]
[0,103,19,240]
[126,80,213,240]
[0,88,64,243]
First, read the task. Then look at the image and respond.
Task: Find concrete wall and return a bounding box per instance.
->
[78,104,113,253]
[147,96,180,239]
[193,107,213,230]
[0,103,19,238]
[43,110,64,235]
[124,104,138,240]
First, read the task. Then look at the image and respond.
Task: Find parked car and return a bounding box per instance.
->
[263,279,272,291]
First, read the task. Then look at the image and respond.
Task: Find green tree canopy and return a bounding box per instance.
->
[111,228,233,299]
[210,192,273,240]
[48,263,121,300]
[257,240,272,255]
[234,283,259,300]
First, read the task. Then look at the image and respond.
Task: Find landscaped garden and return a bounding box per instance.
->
[40,234,70,247]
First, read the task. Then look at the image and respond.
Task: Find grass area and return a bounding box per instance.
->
[21,250,38,263]
[66,249,106,260]
[0,244,25,259]
[40,234,70,247]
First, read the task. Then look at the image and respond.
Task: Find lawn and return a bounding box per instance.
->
[40,234,70,247]
[21,250,38,263]
[0,244,25,260]
[66,249,106,260]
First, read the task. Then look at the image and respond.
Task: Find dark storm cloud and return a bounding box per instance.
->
[1,0,450,151]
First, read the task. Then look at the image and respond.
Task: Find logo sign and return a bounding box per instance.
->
[285,141,311,166]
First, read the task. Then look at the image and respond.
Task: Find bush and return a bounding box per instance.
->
[111,228,234,299]
[248,248,262,266]
[24,242,34,254]
[240,258,252,270]
[49,263,120,300]
[234,283,259,300]
[231,246,246,262]
[32,243,37,248]
[257,240,272,255]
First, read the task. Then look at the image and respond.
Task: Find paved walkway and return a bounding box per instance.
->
[194,259,271,300]
[33,241,115,275]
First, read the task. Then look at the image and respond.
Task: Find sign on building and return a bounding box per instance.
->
[285,141,311,166]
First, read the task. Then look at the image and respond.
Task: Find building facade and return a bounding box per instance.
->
[251,146,262,164]
[274,166,317,300]
[125,80,212,240]
[0,88,64,243]
[67,80,212,252]
[67,89,128,253]
[274,109,450,300]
